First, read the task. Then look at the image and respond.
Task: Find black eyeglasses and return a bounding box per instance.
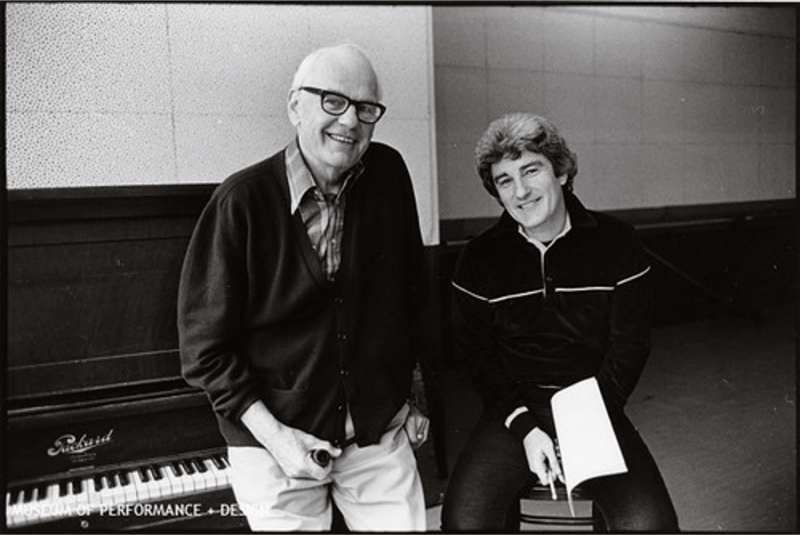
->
[298,86,386,124]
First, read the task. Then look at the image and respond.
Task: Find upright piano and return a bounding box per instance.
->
[5,185,448,531]
[5,186,249,531]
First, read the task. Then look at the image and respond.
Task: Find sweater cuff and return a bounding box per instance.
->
[505,406,539,440]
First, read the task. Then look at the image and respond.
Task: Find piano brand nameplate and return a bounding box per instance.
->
[7,389,220,483]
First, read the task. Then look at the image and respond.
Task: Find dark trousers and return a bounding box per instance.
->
[441,410,679,532]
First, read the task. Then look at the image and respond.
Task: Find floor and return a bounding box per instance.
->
[420,304,796,532]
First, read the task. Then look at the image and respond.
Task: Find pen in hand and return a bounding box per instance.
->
[548,470,557,500]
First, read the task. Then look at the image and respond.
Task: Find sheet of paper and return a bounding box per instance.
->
[551,377,628,515]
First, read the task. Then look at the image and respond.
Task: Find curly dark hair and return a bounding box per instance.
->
[474,113,578,198]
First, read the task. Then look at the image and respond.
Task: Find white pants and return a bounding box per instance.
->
[228,404,426,531]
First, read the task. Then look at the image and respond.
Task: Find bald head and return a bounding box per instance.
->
[291,43,382,101]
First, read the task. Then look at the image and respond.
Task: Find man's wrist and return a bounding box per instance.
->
[240,399,282,441]
[506,407,538,440]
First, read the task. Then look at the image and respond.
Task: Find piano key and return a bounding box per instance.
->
[22,487,35,503]
[5,491,13,527]
[186,459,208,491]
[71,478,89,510]
[200,458,226,488]
[177,459,200,492]
[175,461,196,493]
[119,470,138,503]
[151,465,173,498]
[130,469,150,501]
[86,475,102,508]
[109,473,126,505]
[9,488,23,506]
[35,484,62,523]
[7,488,24,527]
[96,474,115,506]
[193,458,218,489]
[144,466,164,499]
[210,455,226,470]
[164,463,186,495]
[5,451,240,530]
[43,483,59,503]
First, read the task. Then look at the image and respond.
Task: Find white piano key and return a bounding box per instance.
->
[186,460,208,492]
[202,458,227,488]
[7,488,25,527]
[59,482,75,512]
[195,459,219,489]
[189,459,208,490]
[141,467,162,499]
[151,466,173,498]
[86,476,102,509]
[130,470,151,501]
[109,473,126,505]
[175,462,197,493]
[5,492,13,528]
[96,475,115,507]
[15,487,41,525]
[164,464,185,495]
[120,471,139,503]
[72,479,90,510]
[39,484,60,519]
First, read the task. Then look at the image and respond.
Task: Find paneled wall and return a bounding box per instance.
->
[434,6,796,221]
[6,3,439,244]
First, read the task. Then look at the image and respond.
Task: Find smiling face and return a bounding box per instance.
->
[492,150,568,242]
[288,47,379,189]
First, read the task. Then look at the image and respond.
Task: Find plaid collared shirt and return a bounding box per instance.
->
[286,139,364,280]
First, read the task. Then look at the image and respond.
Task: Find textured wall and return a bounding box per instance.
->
[6,3,439,244]
[434,6,796,219]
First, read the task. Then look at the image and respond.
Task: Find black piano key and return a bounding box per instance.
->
[119,471,130,486]
[22,487,35,503]
[9,488,22,506]
[170,462,183,477]
[35,484,49,501]
[151,465,164,481]
[211,455,226,470]
[94,475,104,492]
[138,466,151,483]
[182,460,196,475]
[59,480,70,497]
[108,473,119,489]
[71,478,84,495]
[193,459,208,473]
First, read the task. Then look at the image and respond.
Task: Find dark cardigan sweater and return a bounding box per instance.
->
[178,142,426,448]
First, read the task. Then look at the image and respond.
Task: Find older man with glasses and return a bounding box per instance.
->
[178,43,429,531]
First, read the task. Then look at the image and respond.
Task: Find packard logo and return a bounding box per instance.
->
[47,429,115,457]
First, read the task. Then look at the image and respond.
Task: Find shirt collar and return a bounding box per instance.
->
[518,211,573,250]
[285,138,364,214]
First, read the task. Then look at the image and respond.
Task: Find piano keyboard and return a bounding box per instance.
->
[6,453,234,528]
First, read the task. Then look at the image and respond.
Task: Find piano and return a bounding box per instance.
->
[5,185,447,531]
[5,186,249,531]
[5,383,249,532]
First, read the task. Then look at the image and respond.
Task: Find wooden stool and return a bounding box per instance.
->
[519,483,605,531]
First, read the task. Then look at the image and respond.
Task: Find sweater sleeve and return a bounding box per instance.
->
[177,189,262,422]
[451,247,540,436]
[596,229,652,413]
[399,153,427,374]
